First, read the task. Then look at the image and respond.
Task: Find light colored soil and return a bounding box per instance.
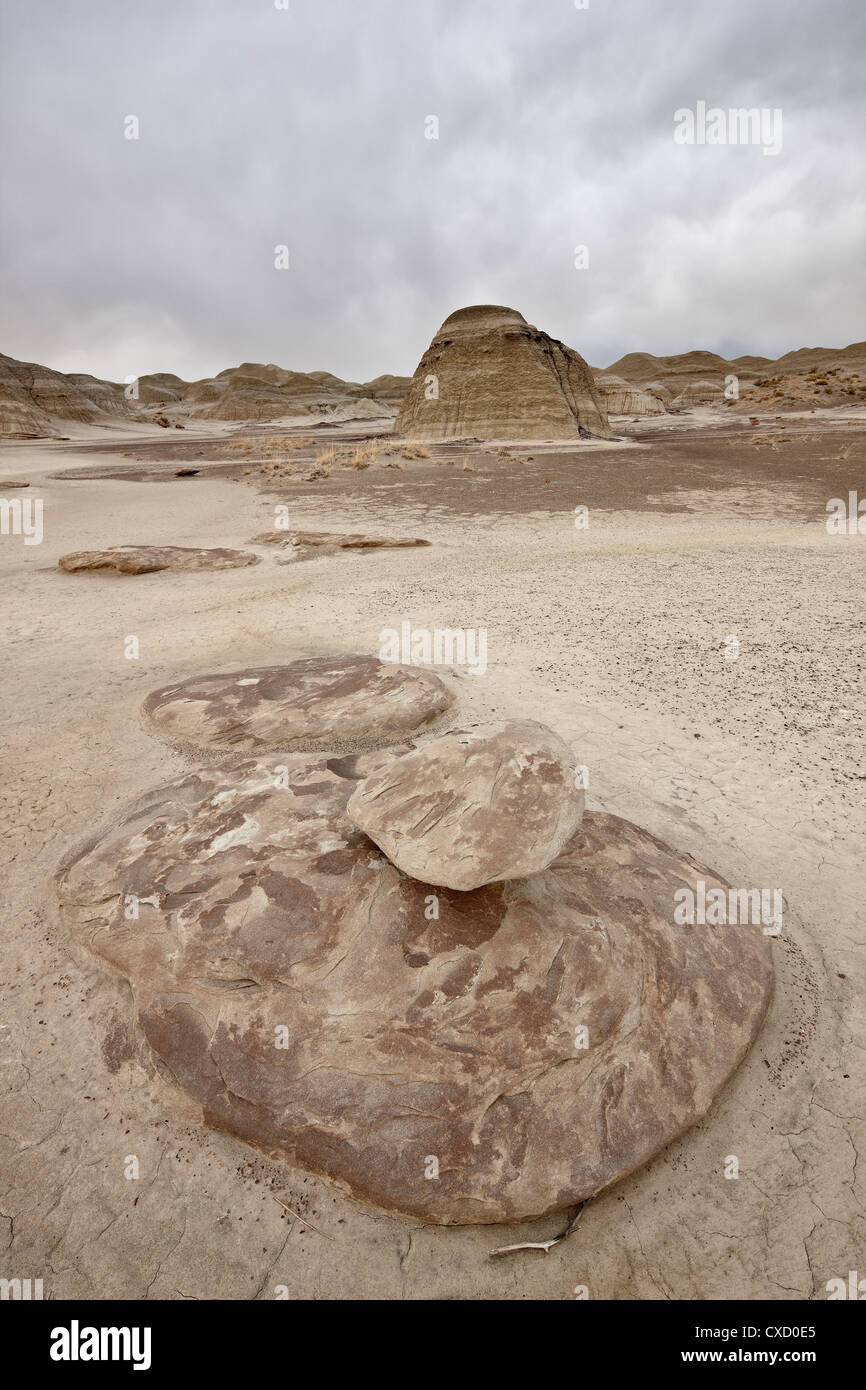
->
[1,414,864,1299]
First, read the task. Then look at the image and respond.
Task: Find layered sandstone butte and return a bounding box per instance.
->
[394,305,613,441]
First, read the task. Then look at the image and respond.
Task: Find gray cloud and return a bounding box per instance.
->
[1,0,863,382]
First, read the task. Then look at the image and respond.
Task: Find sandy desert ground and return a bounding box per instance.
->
[1,407,864,1300]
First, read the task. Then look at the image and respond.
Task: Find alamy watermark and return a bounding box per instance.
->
[674,101,783,156]
[0,496,43,545]
[674,880,782,936]
[826,491,865,534]
[50,1321,152,1370]
[826,1270,866,1299]
[1,1276,43,1300]
[379,621,487,676]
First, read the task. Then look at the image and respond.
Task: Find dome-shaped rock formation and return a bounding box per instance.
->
[347,720,584,890]
[394,305,613,442]
[55,750,774,1225]
[140,655,454,757]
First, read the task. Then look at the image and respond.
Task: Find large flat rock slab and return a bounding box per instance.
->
[59,545,259,574]
[140,655,454,756]
[55,753,773,1225]
[347,720,585,890]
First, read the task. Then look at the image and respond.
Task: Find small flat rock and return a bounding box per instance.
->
[58,545,259,574]
[55,753,773,1225]
[347,720,584,890]
[140,654,454,756]
[250,529,430,556]
[0,479,30,487]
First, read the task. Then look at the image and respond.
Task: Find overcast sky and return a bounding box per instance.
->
[1,0,863,384]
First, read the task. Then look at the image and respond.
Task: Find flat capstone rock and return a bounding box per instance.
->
[55,752,774,1225]
[140,655,455,756]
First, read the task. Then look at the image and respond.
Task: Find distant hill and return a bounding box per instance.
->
[0,353,410,435]
[595,342,866,412]
[603,348,733,390]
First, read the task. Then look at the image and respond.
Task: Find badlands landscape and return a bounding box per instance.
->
[3,302,865,437]
[1,304,864,1300]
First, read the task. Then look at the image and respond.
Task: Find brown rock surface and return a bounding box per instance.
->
[55,753,773,1225]
[395,305,613,441]
[58,545,259,574]
[347,720,585,890]
[140,655,454,756]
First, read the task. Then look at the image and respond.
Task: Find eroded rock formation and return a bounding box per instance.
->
[55,750,774,1225]
[395,305,613,441]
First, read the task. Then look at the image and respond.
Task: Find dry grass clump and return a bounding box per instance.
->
[303,437,433,470]
[231,432,434,485]
[224,433,318,462]
[341,443,376,469]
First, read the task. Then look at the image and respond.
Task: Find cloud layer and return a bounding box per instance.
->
[1,0,863,382]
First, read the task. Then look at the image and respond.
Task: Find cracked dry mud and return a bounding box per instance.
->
[1,415,863,1298]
